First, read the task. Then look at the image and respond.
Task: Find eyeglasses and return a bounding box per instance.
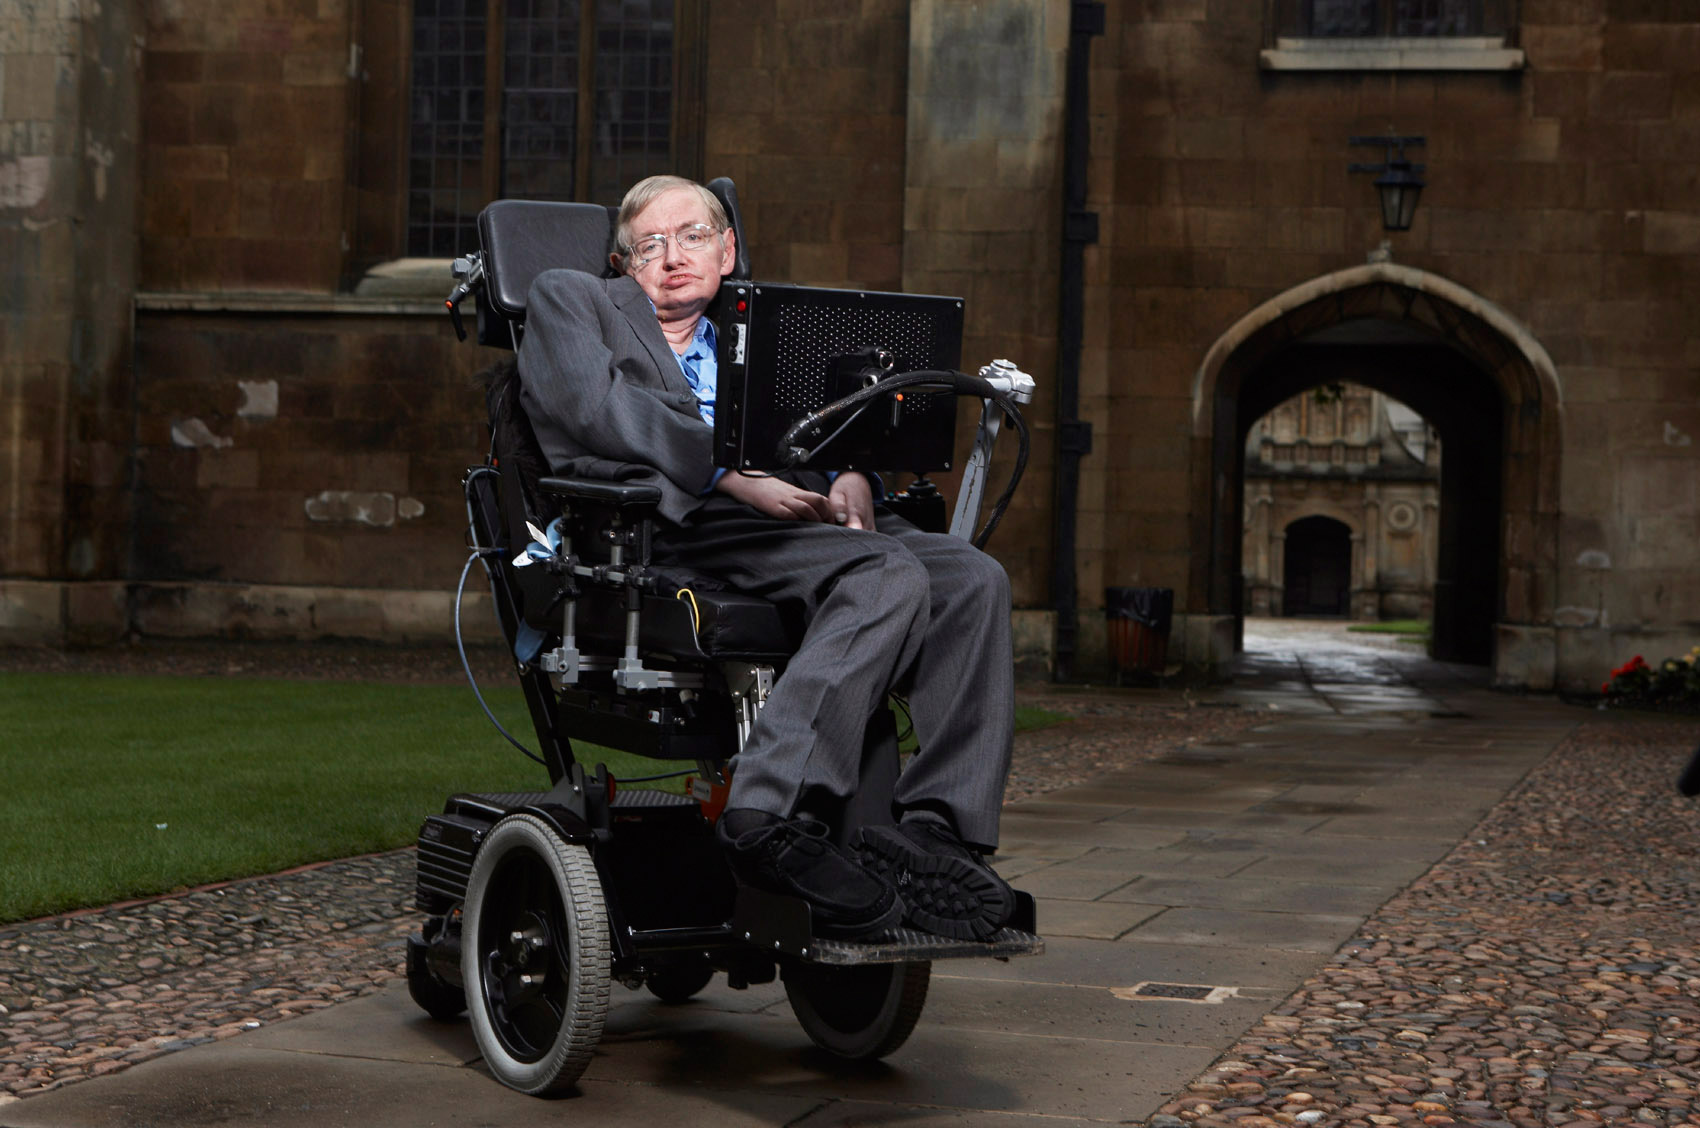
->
[626,224,721,269]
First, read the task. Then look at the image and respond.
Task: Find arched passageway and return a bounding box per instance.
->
[1282,516,1353,617]
[1242,384,1441,623]
[1191,263,1562,681]
[1242,341,1504,662]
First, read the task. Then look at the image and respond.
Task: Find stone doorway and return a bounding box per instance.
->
[1282,516,1352,617]
[1190,264,1562,685]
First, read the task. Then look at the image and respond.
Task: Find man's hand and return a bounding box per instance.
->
[828,472,876,531]
[715,473,836,522]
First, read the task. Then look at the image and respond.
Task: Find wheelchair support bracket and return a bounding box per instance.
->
[731,885,817,959]
[724,661,775,751]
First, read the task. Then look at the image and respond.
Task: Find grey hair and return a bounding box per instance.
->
[613,175,730,271]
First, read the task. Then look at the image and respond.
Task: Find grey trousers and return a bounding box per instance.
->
[649,497,1014,848]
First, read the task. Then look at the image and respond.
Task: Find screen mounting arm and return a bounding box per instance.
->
[949,360,1035,540]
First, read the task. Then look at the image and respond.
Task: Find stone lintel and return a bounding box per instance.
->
[1,582,503,647]
[127,583,503,644]
[1260,37,1526,72]
[134,292,444,317]
[0,581,128,647]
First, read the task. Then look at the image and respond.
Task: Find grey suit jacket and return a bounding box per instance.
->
[518,270,716,525]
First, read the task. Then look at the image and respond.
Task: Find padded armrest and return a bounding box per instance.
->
[540,476,663,509]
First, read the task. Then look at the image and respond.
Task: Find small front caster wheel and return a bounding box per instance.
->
[783,959,930,1059]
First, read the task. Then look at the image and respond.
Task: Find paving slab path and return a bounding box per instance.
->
[6,623,1695,1127]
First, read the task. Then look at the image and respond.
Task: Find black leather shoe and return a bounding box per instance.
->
[718,811,902,939]
[857,819,1015,941]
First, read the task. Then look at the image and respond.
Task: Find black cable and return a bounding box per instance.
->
[458,468,547,767]
[618,768,697,783]
[890,693,915,746]
[968,394,1028,550]
[800,398,877,464]
[774,369,1029,549]
[455,548,546,767]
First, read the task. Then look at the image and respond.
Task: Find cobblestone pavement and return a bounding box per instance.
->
[1148,713,1700,1128]
[0,641,1259,1102]
[0,854,417,1101]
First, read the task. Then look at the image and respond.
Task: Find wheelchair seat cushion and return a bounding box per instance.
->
[573,585,796,661]
[685,587,797,658]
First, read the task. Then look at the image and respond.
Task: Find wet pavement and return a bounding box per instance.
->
[8,620,1691,1127]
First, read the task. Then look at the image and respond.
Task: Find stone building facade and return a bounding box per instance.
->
[5,1,1699,692]
[1242,385,1441,622]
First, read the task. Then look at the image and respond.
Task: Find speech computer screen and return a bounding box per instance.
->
[711,282,964,474]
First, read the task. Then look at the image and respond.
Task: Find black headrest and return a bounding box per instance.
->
[706,177,751,281]
[478,200,618,322]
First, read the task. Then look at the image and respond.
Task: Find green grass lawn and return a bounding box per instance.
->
[0,672,1065,923]
[1346,619,1431,636]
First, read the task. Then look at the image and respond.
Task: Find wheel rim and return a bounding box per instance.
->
[476,848,572,1063]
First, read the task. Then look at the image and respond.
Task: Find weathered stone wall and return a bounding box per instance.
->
[902,0,1066,617]
[138,0,351,291]
[0,0,139,643]
[1089,3,1700,687]
[128,304,494,602]
[702,0,910,291]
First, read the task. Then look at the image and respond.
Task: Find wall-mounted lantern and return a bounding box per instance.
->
[1349,135,1426,232]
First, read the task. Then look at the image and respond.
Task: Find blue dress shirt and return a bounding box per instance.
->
[673,317,725,492]
[676,317,717,426]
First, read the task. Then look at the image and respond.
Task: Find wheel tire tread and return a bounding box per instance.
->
[864,961,929,1058]
[785,960,930,1060]
[463,815,610,1095]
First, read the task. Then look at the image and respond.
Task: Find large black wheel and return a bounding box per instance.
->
[406,927,467,1020]
[644,958,716,1005]
[784,960,930,1059]
[462,815,611,1095]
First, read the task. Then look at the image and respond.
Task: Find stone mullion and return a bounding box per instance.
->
[482,0,504,208]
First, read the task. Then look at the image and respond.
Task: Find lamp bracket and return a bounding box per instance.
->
[1349,134,1427,169]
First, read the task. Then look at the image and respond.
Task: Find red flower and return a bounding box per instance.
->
[1611,655,1651,679]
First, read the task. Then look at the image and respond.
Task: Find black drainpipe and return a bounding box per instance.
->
[1052,1,1103,682]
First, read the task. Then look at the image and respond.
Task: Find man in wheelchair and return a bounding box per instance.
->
[518,175,1018,942]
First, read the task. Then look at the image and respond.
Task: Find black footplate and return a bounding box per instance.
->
[807,925,1043,966]
[731,885,1042,965]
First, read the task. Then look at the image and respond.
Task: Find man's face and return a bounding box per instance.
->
[623,187,737,318]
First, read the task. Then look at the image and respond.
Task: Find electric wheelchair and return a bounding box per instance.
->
[405,178,1041,1096]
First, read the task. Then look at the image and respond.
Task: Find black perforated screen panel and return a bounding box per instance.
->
[712,283,963,474]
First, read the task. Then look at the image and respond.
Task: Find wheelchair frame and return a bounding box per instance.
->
[405,179,1042,1096]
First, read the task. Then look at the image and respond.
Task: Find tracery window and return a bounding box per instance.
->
[405,0,688,258]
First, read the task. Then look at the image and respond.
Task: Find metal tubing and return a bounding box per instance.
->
[628,925,737,953]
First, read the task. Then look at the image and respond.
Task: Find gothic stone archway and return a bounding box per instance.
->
[1190,263,1562,685]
